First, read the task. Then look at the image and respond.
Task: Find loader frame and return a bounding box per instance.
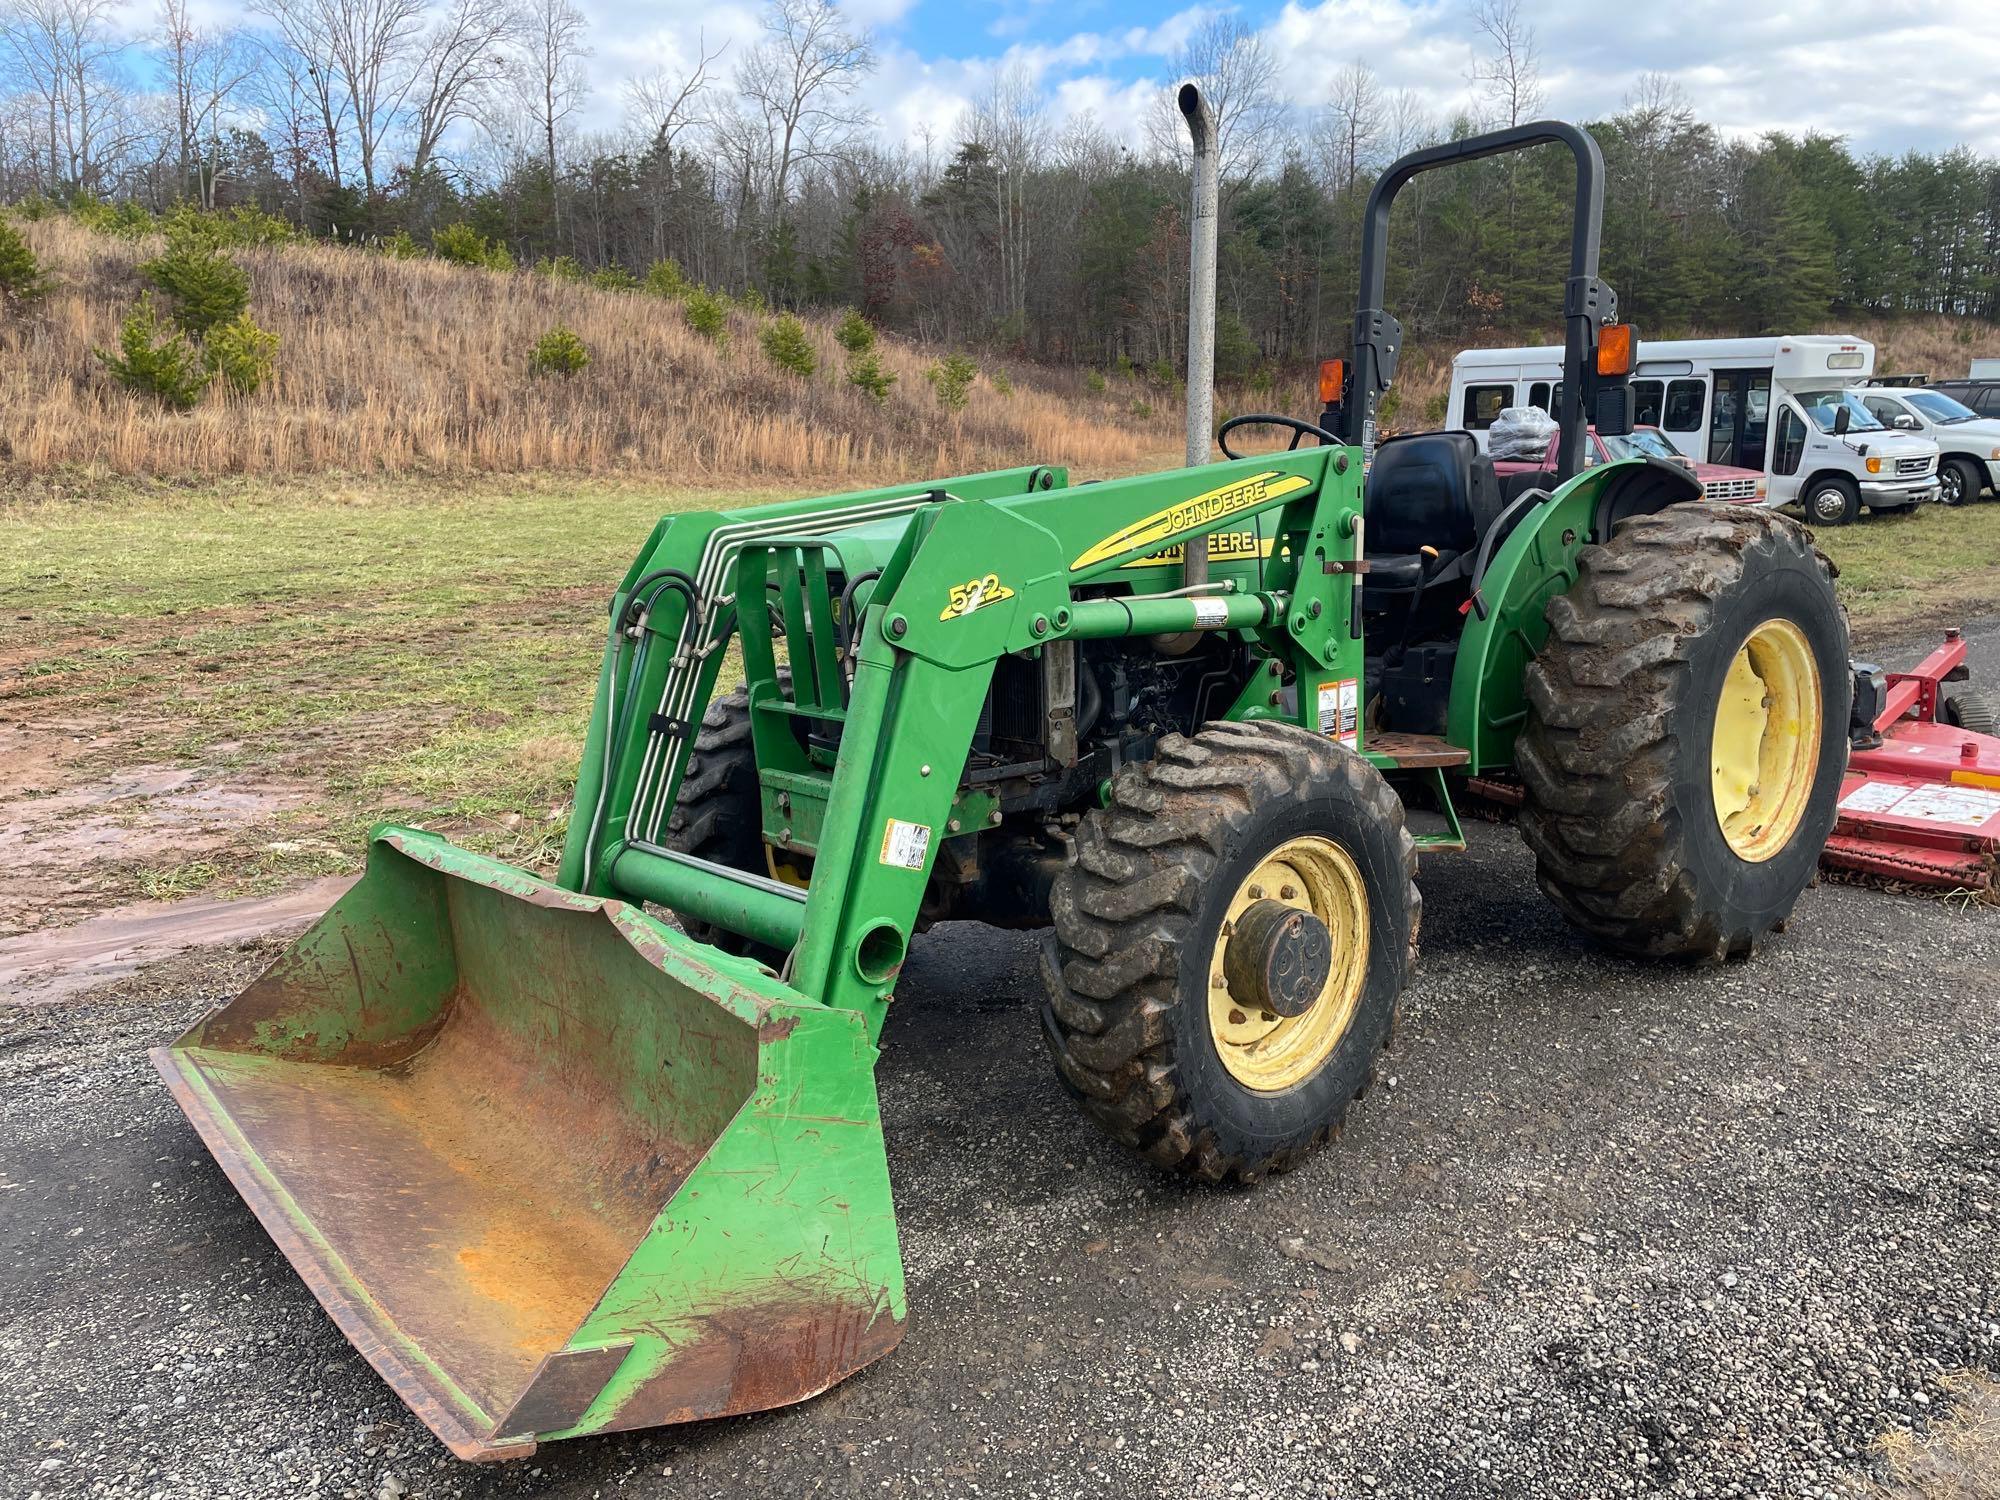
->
[560,448,1368,1030]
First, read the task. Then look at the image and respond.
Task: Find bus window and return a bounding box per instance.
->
[1663,379,1705,432]
[1773,405,1806,476]
[1463,384,1512,429]
[1528,382,1552,412]
[1631,379,1664,427]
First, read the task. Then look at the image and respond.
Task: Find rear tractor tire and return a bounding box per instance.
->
[1040,721,1419,1184]
[1517,504,1851,961]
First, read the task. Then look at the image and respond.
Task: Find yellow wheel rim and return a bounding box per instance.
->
[1207,835,1369,1092]
[1710,618,1822,862]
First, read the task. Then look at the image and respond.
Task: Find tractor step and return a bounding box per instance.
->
[1364,732,1471,770]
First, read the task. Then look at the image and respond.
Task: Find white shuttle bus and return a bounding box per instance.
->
[1447,335,1941,524]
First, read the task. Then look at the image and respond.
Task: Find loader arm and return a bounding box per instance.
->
[588,447,1364,1029]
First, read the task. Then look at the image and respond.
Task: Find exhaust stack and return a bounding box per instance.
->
[1180,80,1219,481]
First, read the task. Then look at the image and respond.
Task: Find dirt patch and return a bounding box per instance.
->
[0,742,318,939]
[0,876,353,1005]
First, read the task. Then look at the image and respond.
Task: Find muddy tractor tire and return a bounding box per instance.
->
[1517,504,1850,961]
[1039,721,1418,1184]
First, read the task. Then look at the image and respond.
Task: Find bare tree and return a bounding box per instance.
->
[248,36,328,219]
[324,0,427,196]
[512,0,588,225]
[1384,87,1437,159]
[1468,0,1541,129]
[624,36,720,159]
[0,0,135,192]
[247,0,348,188]
[406,0,520,183]
[154,0,255,207]
[733,0,872,212]
[968,61,1045,334]
[624,33,723,261]
[1148,15,1285,193]
[1313,60,1381,193]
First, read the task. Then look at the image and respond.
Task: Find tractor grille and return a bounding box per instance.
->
[1703,476,1759,502]
[1897,455,1932,477]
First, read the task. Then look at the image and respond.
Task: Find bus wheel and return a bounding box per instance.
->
[1805,477,1859,526]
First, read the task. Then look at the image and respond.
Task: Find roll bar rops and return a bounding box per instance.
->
[1341,121,1623,483]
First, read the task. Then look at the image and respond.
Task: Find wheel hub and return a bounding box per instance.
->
[1206,836,1370,1092]
[1224,898,1333,1018]
[1710,617,1822,862]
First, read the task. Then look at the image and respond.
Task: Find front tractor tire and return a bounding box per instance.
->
[1517,504,1851,961]
[1040,722,1419,1184]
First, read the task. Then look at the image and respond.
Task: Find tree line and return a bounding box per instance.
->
[4,0,1997,372]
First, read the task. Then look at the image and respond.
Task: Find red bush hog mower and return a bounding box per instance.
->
[1828,630,2000,888]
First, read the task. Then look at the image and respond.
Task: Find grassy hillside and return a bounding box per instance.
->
[6,211,1996,488]
[2,216,1188,487]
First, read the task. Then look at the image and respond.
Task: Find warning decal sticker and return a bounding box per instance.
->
[1840,778,2000,829]
[1315,678,1360,746]
[879,818,933,870]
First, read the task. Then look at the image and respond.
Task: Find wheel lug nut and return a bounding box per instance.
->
[1227,1008,1247,1026]
[1279,884,1297,900]
[1248,885,1263,899]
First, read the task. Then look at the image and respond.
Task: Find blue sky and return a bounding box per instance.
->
[569,0,2000,159]
[161,0,2000,160]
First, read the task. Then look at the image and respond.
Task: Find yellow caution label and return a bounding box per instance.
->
[1071,472,1311,572]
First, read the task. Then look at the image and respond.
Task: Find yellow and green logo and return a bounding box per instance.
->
[1070,471,1311,572]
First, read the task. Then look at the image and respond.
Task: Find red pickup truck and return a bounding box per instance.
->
[1492,425,1767,505]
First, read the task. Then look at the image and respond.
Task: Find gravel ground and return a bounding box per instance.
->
[3,629,1998,1500]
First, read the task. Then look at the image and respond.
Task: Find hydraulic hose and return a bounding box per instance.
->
[579,570,700,891]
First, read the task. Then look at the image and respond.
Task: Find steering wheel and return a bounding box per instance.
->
[1216,413,1343,461]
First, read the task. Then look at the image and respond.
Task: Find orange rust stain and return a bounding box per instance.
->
[455,1223,600,1356]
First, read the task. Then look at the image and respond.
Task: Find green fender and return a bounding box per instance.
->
[1446,458,1702,775]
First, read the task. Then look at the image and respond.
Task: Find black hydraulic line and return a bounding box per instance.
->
[838,569,882,654]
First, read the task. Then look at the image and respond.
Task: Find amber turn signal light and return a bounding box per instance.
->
[1596,323,1636,377]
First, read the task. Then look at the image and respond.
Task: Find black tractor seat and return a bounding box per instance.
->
[1361,431,1502,602]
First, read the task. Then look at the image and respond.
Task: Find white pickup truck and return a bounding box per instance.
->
[1857,386,2000,506]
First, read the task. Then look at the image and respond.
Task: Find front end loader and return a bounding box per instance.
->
[156,118,1853,1459]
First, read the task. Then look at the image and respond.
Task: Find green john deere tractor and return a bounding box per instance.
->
[154,118,1851,1459]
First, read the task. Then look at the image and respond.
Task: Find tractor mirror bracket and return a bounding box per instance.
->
[1564,275,1617,323]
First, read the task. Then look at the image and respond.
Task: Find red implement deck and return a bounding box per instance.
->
[1828,632,2000,891]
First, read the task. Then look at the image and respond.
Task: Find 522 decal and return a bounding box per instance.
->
[940,573,1017,620]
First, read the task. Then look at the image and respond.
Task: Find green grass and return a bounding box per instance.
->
[0,476,800,899]
[1809,501,2000,633]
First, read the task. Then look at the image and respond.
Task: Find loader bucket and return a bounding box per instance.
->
[151,828,904,1460]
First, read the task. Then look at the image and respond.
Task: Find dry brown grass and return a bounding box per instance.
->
[2,216,1184,485]
[1865,1373,2000,1499]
